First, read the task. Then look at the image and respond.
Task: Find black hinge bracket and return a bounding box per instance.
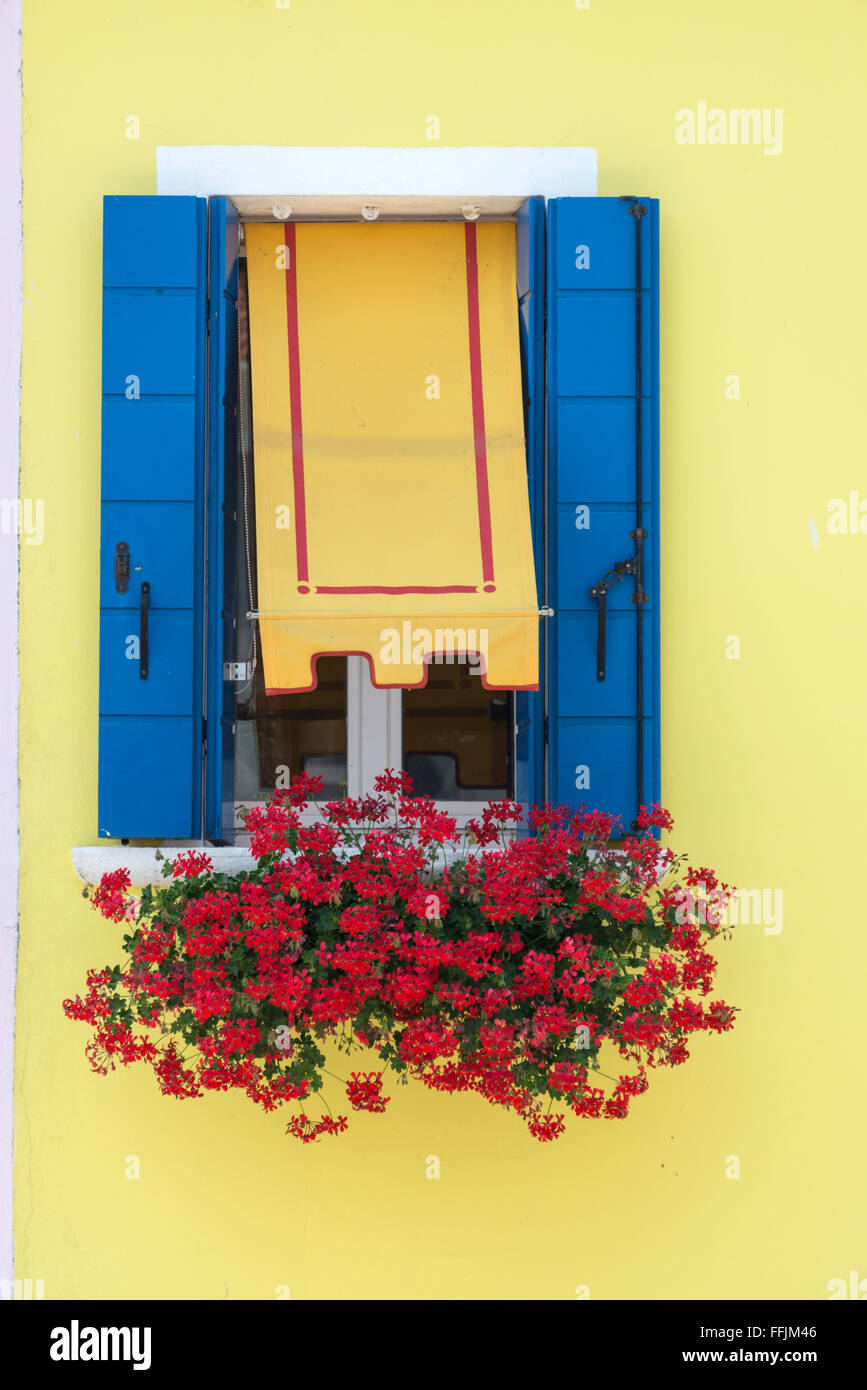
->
[590,556,635,681]
[620,195,648,220]
[114,541,129,594]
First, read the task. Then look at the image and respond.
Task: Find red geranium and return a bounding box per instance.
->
[64,774,736,1143]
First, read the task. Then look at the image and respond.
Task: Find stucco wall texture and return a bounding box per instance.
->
[16,1,867,1299]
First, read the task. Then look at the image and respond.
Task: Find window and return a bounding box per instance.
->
[97,191,659,844]
[230,221,525,817]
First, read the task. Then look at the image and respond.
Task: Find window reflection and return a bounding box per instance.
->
[402,664,511,800]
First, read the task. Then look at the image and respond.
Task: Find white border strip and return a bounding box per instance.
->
[0,0,22,1298]
[156,144,597,200]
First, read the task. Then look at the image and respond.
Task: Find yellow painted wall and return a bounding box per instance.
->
[17,0,866,1299]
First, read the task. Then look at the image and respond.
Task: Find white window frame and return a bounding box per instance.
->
[234,655,511,830]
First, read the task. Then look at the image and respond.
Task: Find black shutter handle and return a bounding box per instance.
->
[594,586,607,681]
[140,581,149,680]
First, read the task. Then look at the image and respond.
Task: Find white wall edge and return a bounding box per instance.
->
[0,0,22,1299]
[155,144,598,200]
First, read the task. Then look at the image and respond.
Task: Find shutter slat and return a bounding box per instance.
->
[101,398,197,501]
[98,196,207,840]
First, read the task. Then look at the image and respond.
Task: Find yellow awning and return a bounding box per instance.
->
[244,219,539,692]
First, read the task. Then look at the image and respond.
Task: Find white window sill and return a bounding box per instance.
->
[72,846,260,888]
[72,833,519,888]
[71,838,653,889]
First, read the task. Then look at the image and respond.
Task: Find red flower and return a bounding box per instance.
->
[528,1113,567,1142]
[170,850,213,878]
[89,868,131,922]
[286,1114,348,1143]
[634,803,674,833]
[373,769,413,796]
[345,1072,390,1113]
[275,772,325,807]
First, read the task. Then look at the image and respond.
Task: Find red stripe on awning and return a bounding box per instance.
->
[283,224,309,588]
[465,222,495,590]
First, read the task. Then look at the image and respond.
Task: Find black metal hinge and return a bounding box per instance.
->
[114,541,129,594]
[589,532,648,682]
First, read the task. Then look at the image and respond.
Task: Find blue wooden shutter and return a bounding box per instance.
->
[547,197,660,830]
[514,196,546,813]
[99,196,207,838]
[206,198,240,842]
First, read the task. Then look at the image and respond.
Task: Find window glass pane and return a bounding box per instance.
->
[402,665,512,801]
[235,656,348,802]
[233,252,346,804]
